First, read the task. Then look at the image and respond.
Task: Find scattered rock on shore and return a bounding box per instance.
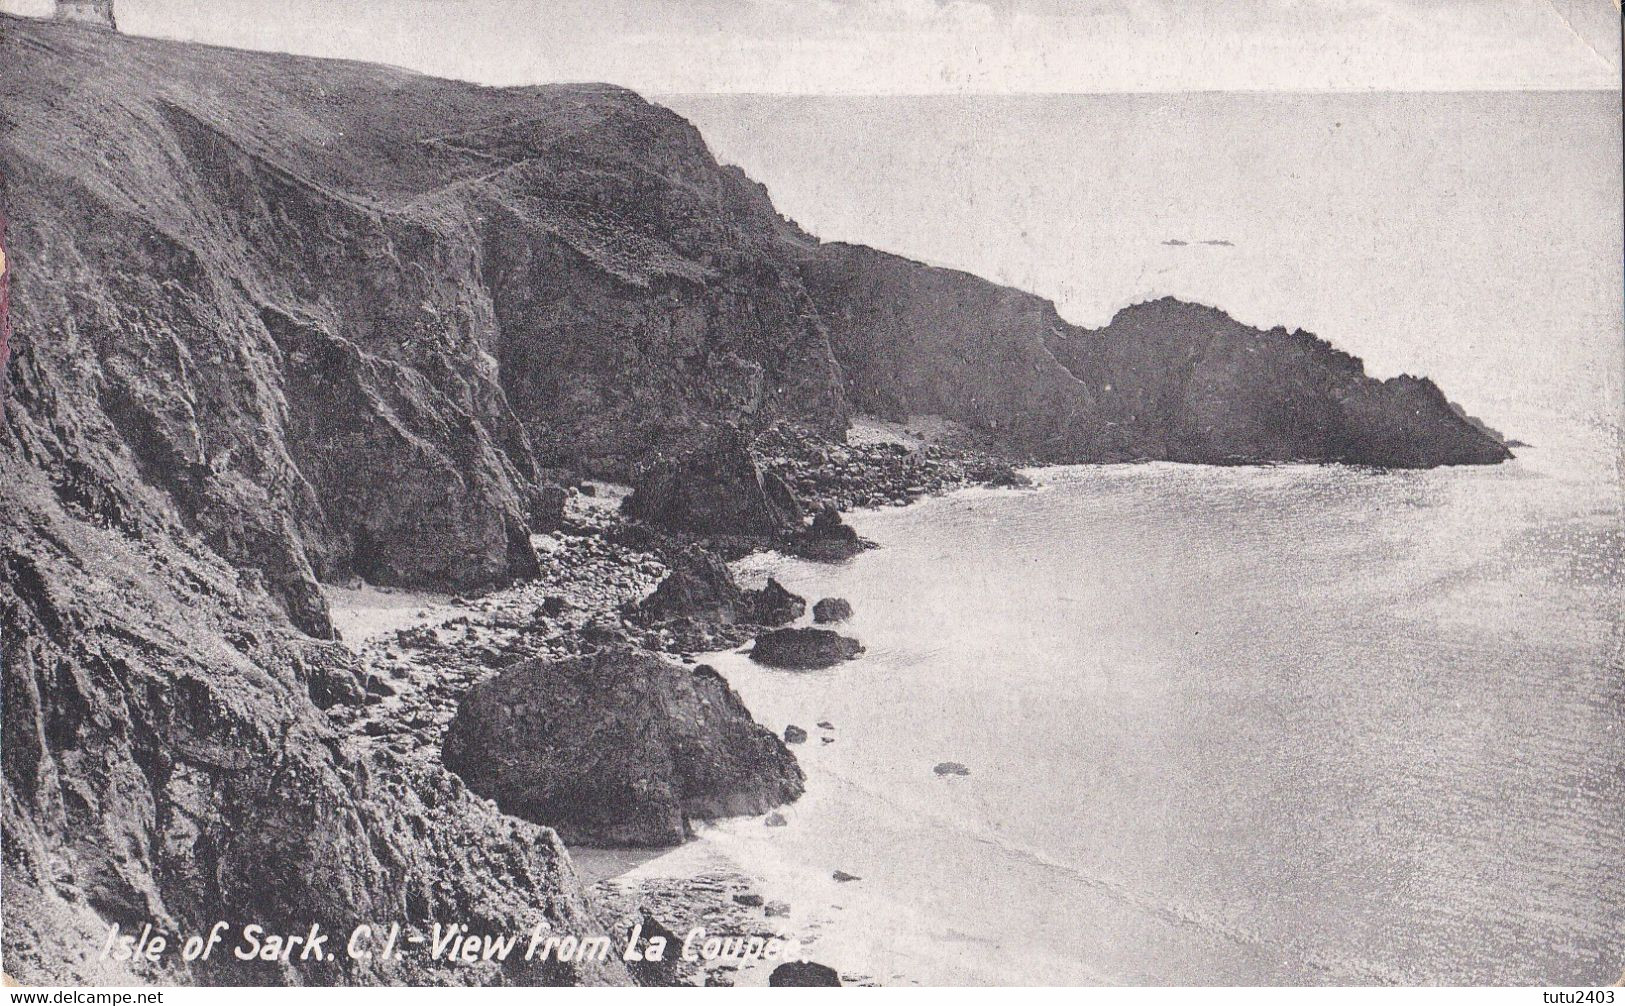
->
[832,870,861,883]
[624,911,685,986]
[750,628,863,669]
[933,761,971,776]
[966,459,1033,488]
[442,646,804,846]
[812,597,852,623]
[785,504,870,562]
[769,962,842,987]
[741,578,806,626]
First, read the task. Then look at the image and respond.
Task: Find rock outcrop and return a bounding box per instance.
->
[630,553,803,629]
[623,428,803,537]
[750,628,864,670]
[631,548,745,624]
[741,578,806,626]
[441,647,804,847]
[785,503,869,562]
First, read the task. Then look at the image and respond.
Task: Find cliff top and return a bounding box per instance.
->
[1,13,810,287]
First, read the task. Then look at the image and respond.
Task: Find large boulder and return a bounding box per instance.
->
[634,553,806,629]
[442,646,804,847]
[631,551,808,628]
[622,428,803,537]
[769,962,842,986]
[812,597,853,623]
[750,628,863,670]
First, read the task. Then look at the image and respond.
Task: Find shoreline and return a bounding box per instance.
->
[321,416,1036,986]
[319,427,1568,987]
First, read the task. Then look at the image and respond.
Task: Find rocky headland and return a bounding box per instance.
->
[0,14,1510,985]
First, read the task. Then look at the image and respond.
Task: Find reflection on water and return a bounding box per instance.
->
[657,429,1625,985]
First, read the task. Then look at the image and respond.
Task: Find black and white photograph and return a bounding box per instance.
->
[0,0,1620,989]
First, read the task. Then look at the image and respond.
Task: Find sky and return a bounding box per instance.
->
[1,0,1620,93]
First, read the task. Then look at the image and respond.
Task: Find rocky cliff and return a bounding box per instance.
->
[0,14,1508,985]
[800,243,1512,466]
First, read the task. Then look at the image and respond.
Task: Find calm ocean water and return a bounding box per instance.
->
[606,92,1622,984]
[687,432,1623,985]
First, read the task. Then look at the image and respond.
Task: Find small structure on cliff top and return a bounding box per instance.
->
[55,0,116,29]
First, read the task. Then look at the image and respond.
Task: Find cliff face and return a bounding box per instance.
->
[0,15,1508,985]
[0,461,630,985]
[2,17,849,632]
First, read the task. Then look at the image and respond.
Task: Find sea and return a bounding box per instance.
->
[600,91,1622,985]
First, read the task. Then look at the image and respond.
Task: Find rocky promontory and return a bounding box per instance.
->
[799,245,1512,467]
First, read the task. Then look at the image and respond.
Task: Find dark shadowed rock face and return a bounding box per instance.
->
[750,628,863,669]
[622,428,804,536]
[800,245,1511,467]
[632,548,745,624]
[812,597,853,623]
[442,647,804,847]
[741,578,806,626]
[769,961,842,986]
